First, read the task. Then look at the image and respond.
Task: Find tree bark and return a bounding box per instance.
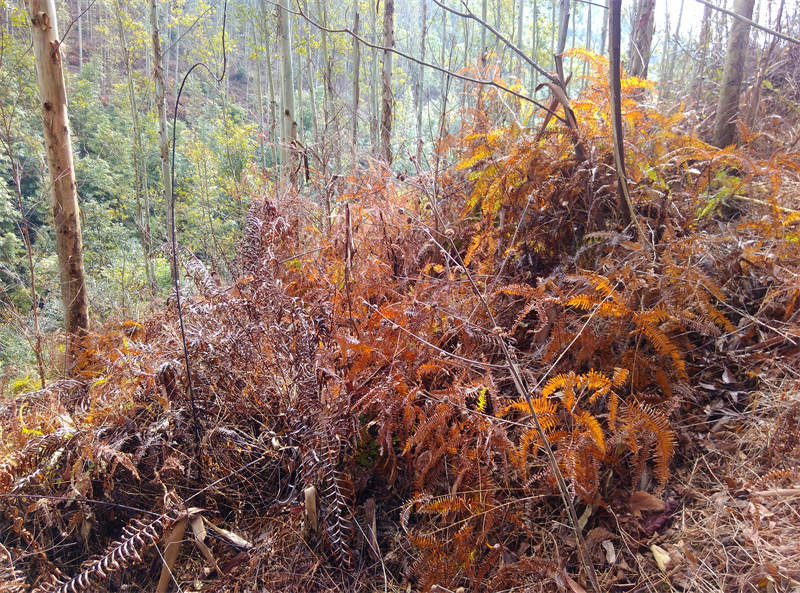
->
[481,0,487,63]
[628,0,656,78]
[555,0,570,81]
[259,1,278,169]
[415,0,427,165]
[530,0,538,92]
[369,2,379,154]
[712,0,755,147]
[77,0,83,66]
[692,3,713,103]
[351,7,360,168]
[277,0,296,182]
[516,0,524,75]
[26,0,89,366]
[380,0,394,165]
[316,0,337,172]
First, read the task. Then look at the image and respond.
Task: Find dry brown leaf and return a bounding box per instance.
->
[629,490,665,517]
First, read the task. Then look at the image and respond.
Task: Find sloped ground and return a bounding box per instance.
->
[2,59,799,593]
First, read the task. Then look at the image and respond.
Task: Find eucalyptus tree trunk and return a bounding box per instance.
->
[380,0,394,165]
[712,0,756,147]
[26,0,89,366]
[114,2,155,295]
[306,48,318,146]
[556,0,570,80]
[295,15,303,148]
[415,0,427,165]
[256,51,267,174]
[747,0,785,128]
[77,0,83,66]
[600,1,608,53]
[628,0,656,78]
[149,0,175,284]
[692,3,712,103]
[665,0,685,90]
[277,0,296,182]
[316,0,337,172]
[582,3,591,88]
[516,0,524,76]
[530,0,538,93]
[480,0,487,63]
[259,1,278,168]
[351,6,360,168]
[369,2,379,154]
[173,33,180,107]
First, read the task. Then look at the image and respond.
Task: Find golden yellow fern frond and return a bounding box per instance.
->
[542,373,573,398]
[566,294,598,311]
[611,367,629,387]
[580,369,612,402]
[623,402,675,492]
[572,409,606,455]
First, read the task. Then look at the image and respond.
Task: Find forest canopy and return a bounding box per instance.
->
[1,0,799,592]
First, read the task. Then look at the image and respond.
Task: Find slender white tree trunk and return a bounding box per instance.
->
[26,0,89,368]
[277,0,296,183]
[150,0,176,284]
[712,0,756,147]
[380,0,394,165]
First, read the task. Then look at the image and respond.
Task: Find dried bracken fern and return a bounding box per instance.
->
[32,507,191,593]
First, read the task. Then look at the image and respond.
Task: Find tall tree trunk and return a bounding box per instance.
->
[481,0,487,63]
[173,32,180,108]
[77,0,83,66]
[555,0,570,81]
[26,0,89,367]
[415,0,427,165]
[600,0,608,54]
[380,0,394,165]
[628,0,656,78]
[277,0,296,182]
[530,0,538,92]
[149,0,175,284]
[316,0,336,172]
[369,1,379,154]
[114,2,155,295]
[582,3,591,88]
[516,0,524,76]
[692,3,713,103]
[712,0,756,147]
[351,6,360,168]
[746,0,784,128]
[665,0,685,90]
[259,1,278,168]
[255,53,267,175]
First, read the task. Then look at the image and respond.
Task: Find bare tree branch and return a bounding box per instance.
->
[286,0,566,122]
[694,0,800,45]
[431,0,558,85]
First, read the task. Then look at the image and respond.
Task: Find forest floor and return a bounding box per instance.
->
[599,369,800,593]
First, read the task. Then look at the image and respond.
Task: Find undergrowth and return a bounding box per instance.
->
[1,53,799,593]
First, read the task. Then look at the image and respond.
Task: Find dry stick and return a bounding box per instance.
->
[608,0,649,251]
[288,1,566,123]
[694,0,800,45]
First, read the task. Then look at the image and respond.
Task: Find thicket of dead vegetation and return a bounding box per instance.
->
[2,53,799,593]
